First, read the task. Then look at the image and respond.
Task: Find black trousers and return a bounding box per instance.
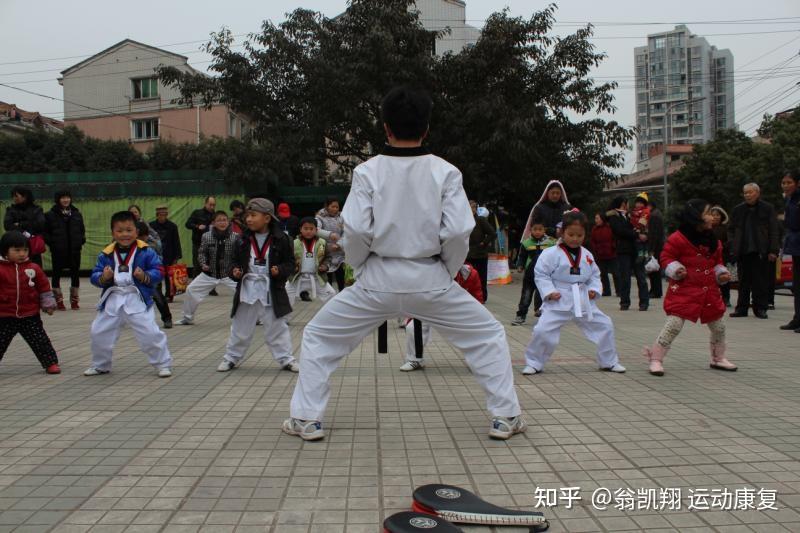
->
[152,283,172,321]
[618,254,649,308]
[720,282,731,305]
[793,256,800,322]
[597,258,618,297]
[327,268,346,292]
[0,315,58,368]
[516,263,542,318]
[51,250,81,288]
[470,257,489,303]
[735,253,770,313]
[767,259,777,306]
[648,271,663,298]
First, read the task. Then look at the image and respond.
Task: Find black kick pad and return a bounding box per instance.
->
[383,512,464,533]
[412,484,549,529]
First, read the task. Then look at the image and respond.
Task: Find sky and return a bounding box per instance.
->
[1,0,798,172]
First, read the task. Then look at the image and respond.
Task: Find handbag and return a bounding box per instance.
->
[28,234,46,256]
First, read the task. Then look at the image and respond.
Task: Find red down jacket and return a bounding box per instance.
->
[660,230,726,324]
[0,258,52,318]
[456,263,484,303]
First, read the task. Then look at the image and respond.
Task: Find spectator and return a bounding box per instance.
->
[522,180,571,240]
[467,199,496,302]
[728,183,780,319]
[606,196,650,311]
[150,206,182,303]
[779,171,800,333]
[316,197,347,291]
[186,196,216,275]
[648,199,665,299]
[590,213,617,297]
[710,206,732,307]
[3,187,46,266]
[44,191,86,310]
[277,202,300,239]
[229,200,246,235]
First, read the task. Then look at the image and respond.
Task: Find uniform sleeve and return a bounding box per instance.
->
[534,250,558,299]
[586,252,603,295]
[340,168,374,271]
[91,253,110,287]
[439,169,475,278]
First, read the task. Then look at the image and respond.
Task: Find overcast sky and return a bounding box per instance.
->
[1,0,798,171]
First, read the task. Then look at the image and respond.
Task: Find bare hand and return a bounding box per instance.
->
[638,233,648,242]
[202,265,210,272]
[768,253,777,262]
[674,267,687,280]
[319,264,328,272]
[718,273,731,284]
[133,267,146,282]
[329,233,340,242]
[198,225,206,231]
[517,267,524,273]
[270,266,280,277]
[330,244,340,252]
[101,266,114,282]
[589,290,598,300]
[231,267,243,279]
[548,291,562,301]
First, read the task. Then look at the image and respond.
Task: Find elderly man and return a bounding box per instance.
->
[728,183,780,319]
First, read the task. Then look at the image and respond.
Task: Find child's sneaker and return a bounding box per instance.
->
[163,319,173,329]
[282,418,324,441]
[217,360,237,372]
[83,367,109,376]
[511,316,526,326]
[46,364,61,374]
[521,365,538,375]
[175,317,194,326]
[601,363,626,373]
[158,368,173,378]
[489,416,527,440]
[399,361,424,372]
[283,361,300,373]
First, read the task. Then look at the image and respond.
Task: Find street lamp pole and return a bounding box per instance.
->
[662,96,706,215]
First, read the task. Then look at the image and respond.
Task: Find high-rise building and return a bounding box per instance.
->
[414,0,480,55]
[634,25,734,170]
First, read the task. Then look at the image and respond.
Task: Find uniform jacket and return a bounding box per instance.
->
[661,230,727,324]
[727,200,780,259]
[534,244,603,316]
[44,204,86,257]
[589,224,616,261]
[199,228,240,279]
[90,240,163,310]
[784,189,800,256]
[290,237,329,286]
[229,225,294,319]
[341,145,474,293]
[0,258,55,318]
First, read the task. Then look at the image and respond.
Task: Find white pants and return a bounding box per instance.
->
[286,276,337,306]
[182,273,238,320]
[90,306,172,371]
[524,308,619,371]
[404,319,432,363]
[223,301,295,367]
[290,282,521,421]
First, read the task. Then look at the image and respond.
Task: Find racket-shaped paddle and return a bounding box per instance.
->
[383,511,464,533]
[412,484,549,530]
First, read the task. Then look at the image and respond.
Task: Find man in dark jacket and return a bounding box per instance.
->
[728,183,780,319]
[779,171,800,332]
[607,196,650,311]
[150,206,183,303]
[647,202,665,298]
[466,200,496,303]
[186,196,216,275]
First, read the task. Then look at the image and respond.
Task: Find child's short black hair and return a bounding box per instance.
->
[213,210,229,220]
[530,217,546,228]
[230,200,245,211]
[562,210,588,230]
[110,210,137,229]
[135,221,150,237]
[54,190,72,204]
[299,216,317,228]
[380,86,433,141]
[0,231,29,257]
[324,197,339,207]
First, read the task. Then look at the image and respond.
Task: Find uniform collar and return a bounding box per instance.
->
[102,240,148,254]
[381,145,431,157]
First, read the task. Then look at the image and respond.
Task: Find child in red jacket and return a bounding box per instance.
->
[642,200,737,376]
[0,231,60,374]
[399,263,484,371]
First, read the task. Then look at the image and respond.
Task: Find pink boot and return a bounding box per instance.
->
[709,343,737,371]
[642,344,668,376]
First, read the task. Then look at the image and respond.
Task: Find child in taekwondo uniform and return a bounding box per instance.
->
[286,217,337,305]
[85,211,173,377]
[283,86,524,441]
[217,198,298,373]
[522,210,626,375]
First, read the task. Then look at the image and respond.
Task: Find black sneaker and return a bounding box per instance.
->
[300,291,312,302]
[780,321,800,330]
[163,319,173,329]
[209,289,219,296]
[620,305,630,311]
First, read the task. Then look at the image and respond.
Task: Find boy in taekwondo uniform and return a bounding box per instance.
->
[283,86,524,441]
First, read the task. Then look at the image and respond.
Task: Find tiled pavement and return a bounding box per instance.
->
[0,276,798,532]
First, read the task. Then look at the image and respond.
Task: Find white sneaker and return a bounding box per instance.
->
[283,361,300,373]
[602,363,626,373]
[83,367,109,376]
[158,368,172,378]
[217,360,236,372]
[282,418,324,441]
[522,365,538,375]
[175,317,194,326]
[489,416,527,440]
[399,361,424,372]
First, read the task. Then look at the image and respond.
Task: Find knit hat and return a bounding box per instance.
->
[277,203,291,218]
[634,192,649,205]
[246,198,275,216]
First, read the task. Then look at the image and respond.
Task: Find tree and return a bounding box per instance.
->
[158,0,633,217]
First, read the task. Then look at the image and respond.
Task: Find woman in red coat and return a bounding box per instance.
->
[642,199,737,376]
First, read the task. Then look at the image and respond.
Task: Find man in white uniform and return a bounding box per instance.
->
[283,87,524,441]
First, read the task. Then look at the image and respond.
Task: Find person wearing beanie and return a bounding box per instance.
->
[277,202,300,239]
[217,198,298,373]
[642,199,737,376]
[606,196,650,311]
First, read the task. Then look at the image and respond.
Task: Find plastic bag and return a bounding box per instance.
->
[644,256,660,273]
[167,264,189,297]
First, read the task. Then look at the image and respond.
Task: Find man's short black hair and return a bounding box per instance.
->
[230,200,245,211]
[299,216,317,228]
[0,231,29,257]
[213,210,229,220]
[380,86,433,141]
[110,211,137,229]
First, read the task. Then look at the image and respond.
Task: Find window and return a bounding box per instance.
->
[653,37,666,49]
[132,118,159,140]
[132,78,158,99]
[228,114,237,137]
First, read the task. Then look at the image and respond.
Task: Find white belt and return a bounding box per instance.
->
[570,283,594,321]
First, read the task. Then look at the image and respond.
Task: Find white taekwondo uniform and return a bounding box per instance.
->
[523,243,620,371]
[286,238,337,305]
[288,146,521,422]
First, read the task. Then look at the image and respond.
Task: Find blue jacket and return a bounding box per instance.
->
[784,189,800,256]
[91,240,163,309]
